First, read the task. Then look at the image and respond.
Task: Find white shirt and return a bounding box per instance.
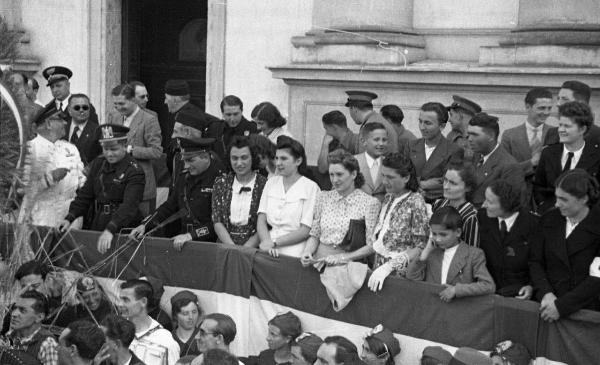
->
[230,174,256,225]
[258,175,320,257]
[561,142,585,171]
[482,143,500,165]
[566,218,581,238]
[364,152,382,183]
[441,244,459,285]
[55,94,71,111]
[525,122,544,144]
[424,143,436,161]
[130,319,180,365]
[18,136,85,227]
[499,212,519,232]
[123,106,141,128]
[262,125,293,145]
[69,121,88,141]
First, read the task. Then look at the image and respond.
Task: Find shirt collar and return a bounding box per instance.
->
[482,143,500,164]
[232,174,256,193]
[499,211,519,232]
[9,327,41,343]
[126,105,141,120]
[444,244,459,256]
[364,152,381,168]
[563,141,585,154]
[525,121,544,132]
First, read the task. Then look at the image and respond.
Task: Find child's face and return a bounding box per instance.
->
[363,129,388,158]
[430,224,461,250]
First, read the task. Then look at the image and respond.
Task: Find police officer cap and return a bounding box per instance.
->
[99,124,129,142]
[447,95,481,115]
[178,137,216,155]
[345,90,378,107]
[165,79,190,96]
[42,65,73,86]
[76,275,100,293]
[33,104,66,125]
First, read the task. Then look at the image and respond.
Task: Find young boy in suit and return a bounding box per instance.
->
[355,122,388,202]
[407,206,495,302]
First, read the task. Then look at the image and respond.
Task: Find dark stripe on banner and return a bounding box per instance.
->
[22,226,600,364]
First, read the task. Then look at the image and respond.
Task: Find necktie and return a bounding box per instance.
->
[499,220,508,241]
[563,152,574,172]
[370,159,379,183]
[239,187,251,194]
[530,128,542,154]
[477,155,484,167]
[58,101,63,111]
[70,126,80,144]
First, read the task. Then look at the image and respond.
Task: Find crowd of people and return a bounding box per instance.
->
[2,64,600,364]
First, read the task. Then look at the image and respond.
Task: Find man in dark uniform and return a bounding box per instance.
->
[41,65,99,124]
[211,95,258,162]
[446,95,481,160]
[56,276,116,326]
[130,138,224,248]
[57,124,146,254]
[163,80,221,173]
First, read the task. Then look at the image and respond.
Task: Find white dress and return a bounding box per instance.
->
[258,175,320,257]
[19,136,85,227]
[261,125,293,145]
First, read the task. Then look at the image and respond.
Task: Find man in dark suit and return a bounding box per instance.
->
[478,179,538,298]
[41,65,98,124]
[211,95,258,162]
[534,101,600,213]
[468,113,524,208]
[406,102,462,203]
[163,80,221,173]
[544,80,600,145]
[65,93,101,166]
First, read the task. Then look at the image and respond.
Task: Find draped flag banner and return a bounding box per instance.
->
[9,226,600,365]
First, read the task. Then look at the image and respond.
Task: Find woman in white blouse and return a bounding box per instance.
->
[255,136,320,257]
[251,102,293,144]
[301,150,381,266]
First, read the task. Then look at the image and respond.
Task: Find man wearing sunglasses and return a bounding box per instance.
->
[66,94,102,166]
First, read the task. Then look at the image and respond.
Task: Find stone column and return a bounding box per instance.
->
[480,0,600,67]
[292,0,425,66]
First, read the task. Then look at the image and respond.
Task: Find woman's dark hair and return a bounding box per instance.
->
[171,297,202,320]
[251,102,287,129]
[268,311,302,343]
[445,162,478,202]
[381,153,419,192]
[276,135,309,177]
[558,101,594,135]
[249,134,276,160]
[365,337,396,365]
[488,180,522,214]
[555,168,600,206]
[429,206,463,231]
[327,149,365,188]
[227,135,261,171]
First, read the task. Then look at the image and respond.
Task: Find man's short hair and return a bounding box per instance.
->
[469,113,500,140]
[15,260,49,281]
[68,93,90,105]
[421,102,448,124]
[111,84,135,99]
[101,315,136,348]
[361,122,387,139]
[323,336,359,364]
[129,80,146,91]
[20,290,49,316]
[220,95,243,112]
[558,101,594,133]
[204,349,239,365]
[561,80,591,104]
[30,78,39,91]
[525,87,552,106]
[322,110,347,128]
[380,105,404,125]
[64,320,106,360]
[203,313,237,345]
[120,279,154,309]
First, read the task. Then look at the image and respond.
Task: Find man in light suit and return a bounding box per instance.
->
[355,122,388,202]
[345,90,399,154]
[501,88,553,176]
[468,113,524,208]
[406,102,463,203]
[108,83,162,216]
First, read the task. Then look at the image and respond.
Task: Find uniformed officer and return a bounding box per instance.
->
[446,95,481,159]
[58,124,146,253]
[130,137,224,250]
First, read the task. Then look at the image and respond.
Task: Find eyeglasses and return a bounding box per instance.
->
[73,105,90,111]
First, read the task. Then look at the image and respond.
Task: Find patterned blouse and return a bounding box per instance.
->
[310,189,381,247]
[432,198,480,247]
[212,172,268,245]
[373,191,430,275]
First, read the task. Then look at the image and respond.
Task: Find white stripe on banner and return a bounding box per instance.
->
[93,277,564,365]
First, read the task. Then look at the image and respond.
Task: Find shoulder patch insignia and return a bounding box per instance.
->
[195,226,209,237]
[200,187,213,193]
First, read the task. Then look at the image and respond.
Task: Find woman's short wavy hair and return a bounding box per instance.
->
[227,135,261,171]
[382,153,419,192]
[327,149,365,188]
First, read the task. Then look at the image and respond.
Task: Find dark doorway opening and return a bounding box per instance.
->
[121,0,208,124]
